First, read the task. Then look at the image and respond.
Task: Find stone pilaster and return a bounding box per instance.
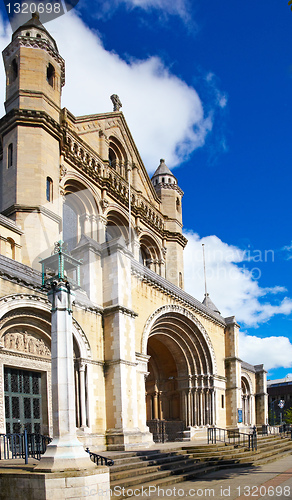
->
[225,316,242,429]
[102,237,152,450]
[255,364,268,425]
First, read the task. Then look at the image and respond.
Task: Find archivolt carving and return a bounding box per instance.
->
[141,304,218,375]
[0,294,92,359]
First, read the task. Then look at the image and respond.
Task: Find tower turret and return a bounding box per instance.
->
[0,15,64,268]
[2,13,65,119]
[151,159,186,288]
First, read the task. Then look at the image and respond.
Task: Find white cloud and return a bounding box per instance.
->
[0,12,213,172]
[239,332,292,371]
[282,241,292,260]
[183,231,292,327]
[86,0,191,21]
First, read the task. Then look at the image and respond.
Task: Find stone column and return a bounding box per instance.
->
[35,281,95,472]
[79,362,87,430]
[211,390,216,426]
[199,390,203,426]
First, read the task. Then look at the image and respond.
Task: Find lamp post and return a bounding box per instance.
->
[35,241,95,471]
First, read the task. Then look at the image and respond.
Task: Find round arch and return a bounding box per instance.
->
[105,206,135,245]
[142,304,217,375]
[0,294,92,359]
[143,305,217,434]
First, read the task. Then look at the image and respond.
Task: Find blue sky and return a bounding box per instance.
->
[0,0,292,380]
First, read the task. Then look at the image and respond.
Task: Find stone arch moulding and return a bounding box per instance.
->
[141,304,218,375]
[241,372,253,394]
[62,176,101,214]
[0,294,92,359]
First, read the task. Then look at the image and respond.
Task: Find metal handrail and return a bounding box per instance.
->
[0,431,51,463]
[85,448,114,466]
[207,427,257,451]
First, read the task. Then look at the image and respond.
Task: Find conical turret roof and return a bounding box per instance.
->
[152,159,177,180]
[152,158,176,179]
[202,293,221,314]
[12,13,59,52]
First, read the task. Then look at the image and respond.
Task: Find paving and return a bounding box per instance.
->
[128,454,292,500]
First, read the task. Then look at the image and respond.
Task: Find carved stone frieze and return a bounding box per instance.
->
[2,331,50,358]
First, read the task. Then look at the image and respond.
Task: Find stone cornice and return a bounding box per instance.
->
[162,230,188,248]
[2,204,62,225]
[131,260,226,327]
[0,108,62,141]
[103,304,138,318]
[104,359,137,367]
[0,214,23,235]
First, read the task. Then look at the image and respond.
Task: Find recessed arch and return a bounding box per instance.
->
[105,207,134,244]
[142,305,217,375]
[63,179,100,249]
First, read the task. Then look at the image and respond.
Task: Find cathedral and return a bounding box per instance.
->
[0,14,268,451]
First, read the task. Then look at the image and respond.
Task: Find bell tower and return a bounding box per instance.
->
[0,14,65,268]
[151,159,187,288]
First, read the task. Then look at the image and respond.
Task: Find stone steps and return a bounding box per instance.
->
[104,434,292,499]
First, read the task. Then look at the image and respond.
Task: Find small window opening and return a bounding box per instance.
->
[36,33,41,38]
[46,177,53,202]
[179,272,183,288]
[221,395,224,408]
[176,197,180,211]
[162,177,165,183]
[26,32,30,36]
[47,63,55,87]
[11,59,18,83]
[8,143,13,168]
[168,178,171,183]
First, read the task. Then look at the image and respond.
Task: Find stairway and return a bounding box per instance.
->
[101,434,292,498]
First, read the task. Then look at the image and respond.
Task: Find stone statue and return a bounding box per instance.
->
[110,94,122,112]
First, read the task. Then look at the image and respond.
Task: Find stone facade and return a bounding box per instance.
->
[0,15,268,451]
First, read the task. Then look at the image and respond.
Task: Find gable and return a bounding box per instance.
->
[68,110,160,209]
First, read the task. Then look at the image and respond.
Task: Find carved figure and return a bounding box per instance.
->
[110,94,122,112]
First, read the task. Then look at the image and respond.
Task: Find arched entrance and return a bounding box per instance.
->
[143,306,217,442]
[241,377,252,425]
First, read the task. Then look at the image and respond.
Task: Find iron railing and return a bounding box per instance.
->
[0,431,51,463]
[85,448,114,466]
[207,427,257,451]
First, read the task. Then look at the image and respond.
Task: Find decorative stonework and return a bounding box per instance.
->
[59,164,67,181]
[2,331,50,357]
[141,304,218,375]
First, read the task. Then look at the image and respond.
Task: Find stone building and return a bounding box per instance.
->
[0,14,268,450]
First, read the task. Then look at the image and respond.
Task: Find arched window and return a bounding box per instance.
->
[47,63,55,87]
[7,238,15,260]
[46,177,53,202]
[139,246,151,268]
[179,272,183,288]
[8,143,13,168]
[108,149,116,169]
